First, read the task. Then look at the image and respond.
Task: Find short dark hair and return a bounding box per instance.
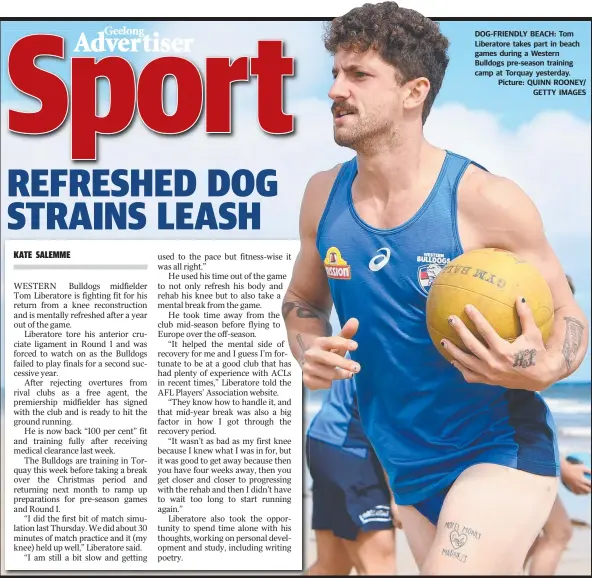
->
[566,274,575,294]
[323,1,450,123]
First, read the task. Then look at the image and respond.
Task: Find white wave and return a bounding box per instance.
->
[559,442,592,455]
[559,426,591,438]
[545,398,591,415]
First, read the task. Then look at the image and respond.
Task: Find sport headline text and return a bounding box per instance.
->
[7,34,295,160]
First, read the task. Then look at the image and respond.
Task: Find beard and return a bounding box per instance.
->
[332,103,401,154]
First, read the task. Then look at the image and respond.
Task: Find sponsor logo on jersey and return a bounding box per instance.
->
[369,247,391,272]
[324,246,351,279]
[416,252,449,294]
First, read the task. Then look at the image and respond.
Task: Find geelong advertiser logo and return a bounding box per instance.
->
[324,247,351,280]
[7,34,294,160]
[74,26,195,54]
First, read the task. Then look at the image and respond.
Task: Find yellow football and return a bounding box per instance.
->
[426,248,554,361]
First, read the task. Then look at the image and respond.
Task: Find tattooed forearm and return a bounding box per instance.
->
[562,316,585,371]
[282,300,332,336]
[296,334,308,365]
[513,349,536,368]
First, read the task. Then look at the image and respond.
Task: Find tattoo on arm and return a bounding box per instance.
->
[513,349,536,368]
[282,300,332,336]
[296,334,307,366]
[562,316,585,371]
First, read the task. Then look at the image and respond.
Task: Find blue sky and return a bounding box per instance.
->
[1,19,590,382]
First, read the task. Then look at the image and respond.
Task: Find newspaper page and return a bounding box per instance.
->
[1,1,590,575]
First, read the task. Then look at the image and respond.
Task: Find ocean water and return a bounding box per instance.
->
[542,382,591,525]
[304,381,591,524]
[542,382,591,454]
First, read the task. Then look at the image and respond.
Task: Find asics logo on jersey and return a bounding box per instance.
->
[369,248,391,272]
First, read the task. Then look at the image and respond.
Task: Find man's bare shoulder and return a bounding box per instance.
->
[458,164,544,247]
[300,164,343,236]
[459,164,538,218]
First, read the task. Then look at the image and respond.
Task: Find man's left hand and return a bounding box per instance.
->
[441,296,559,391]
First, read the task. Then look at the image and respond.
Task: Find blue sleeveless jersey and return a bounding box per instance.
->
[307,371,371,458]
[316,151,559,505]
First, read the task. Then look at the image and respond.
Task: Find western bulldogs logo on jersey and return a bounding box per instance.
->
[416,252,449,294]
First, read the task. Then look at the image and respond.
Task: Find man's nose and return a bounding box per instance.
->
[328,74,350,101]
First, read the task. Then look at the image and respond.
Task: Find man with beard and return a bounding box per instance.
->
[282,2,588,574]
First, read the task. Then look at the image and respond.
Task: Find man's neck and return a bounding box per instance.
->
[355,137,444,200]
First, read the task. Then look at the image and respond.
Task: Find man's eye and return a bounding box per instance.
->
[355,71,367,78]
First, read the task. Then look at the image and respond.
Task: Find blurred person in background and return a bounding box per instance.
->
[305,370,398,575]
[525,275,592,575]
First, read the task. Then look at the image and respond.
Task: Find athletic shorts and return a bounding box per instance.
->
[306,435,393,541]
[411,466,556,526]
[412,483,452,526]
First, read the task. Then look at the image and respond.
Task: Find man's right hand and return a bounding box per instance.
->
[561,459,592,495]
[301,318,361,390]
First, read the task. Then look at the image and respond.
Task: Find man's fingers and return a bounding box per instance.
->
[448,315,491,361]
[450,359,485,384]
[303,375,332,391]
[333,367,355,380]
[463,305,506,350]
[304,362,355,383]
[339,317,359,339]
[305,349,360,374]
[303,319,361,386]
[442,339,484,375]
[516,296,539,337]
[317,335,358,353]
